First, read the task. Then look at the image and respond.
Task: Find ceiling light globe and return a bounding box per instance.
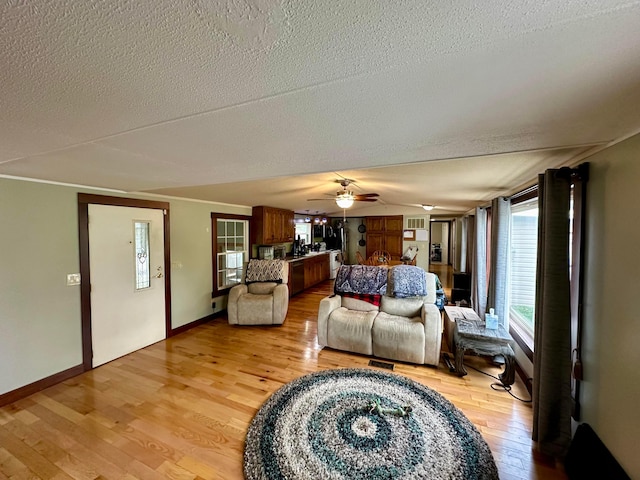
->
[336,196,354,209]
[422,204,434,211]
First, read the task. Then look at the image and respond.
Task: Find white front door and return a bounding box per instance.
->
[88,204,166,367]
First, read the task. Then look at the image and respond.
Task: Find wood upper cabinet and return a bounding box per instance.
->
[251,206,294,245]
[367,217,385,231]
[365,215,404,260]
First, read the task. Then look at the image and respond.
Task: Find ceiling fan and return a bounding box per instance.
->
[308,178,379,208]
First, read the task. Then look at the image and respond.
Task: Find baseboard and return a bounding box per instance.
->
[0,364,85,407]
[1,313,223,408]
[169,311,222,337]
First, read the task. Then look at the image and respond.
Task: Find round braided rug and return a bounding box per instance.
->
[244,368,499,479]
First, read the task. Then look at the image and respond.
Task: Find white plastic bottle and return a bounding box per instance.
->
[485,308,498,329]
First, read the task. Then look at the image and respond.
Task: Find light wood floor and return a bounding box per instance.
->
[0,281,567,480]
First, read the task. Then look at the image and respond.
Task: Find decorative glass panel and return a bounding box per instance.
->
[134,221,151,290]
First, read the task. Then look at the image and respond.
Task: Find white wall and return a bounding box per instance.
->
[0,177,250,395]
[579,134,640,477]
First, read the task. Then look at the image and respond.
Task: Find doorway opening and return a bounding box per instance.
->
[429,220,452,265]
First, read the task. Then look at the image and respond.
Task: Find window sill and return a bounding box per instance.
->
[509,322,534,362]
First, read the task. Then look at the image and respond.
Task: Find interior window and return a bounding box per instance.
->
[212,215,250,295]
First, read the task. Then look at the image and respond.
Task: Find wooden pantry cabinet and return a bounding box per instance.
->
[365,215,404,260]
[251,206,295,245]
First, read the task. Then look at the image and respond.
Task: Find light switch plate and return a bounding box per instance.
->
[67,273,81,286]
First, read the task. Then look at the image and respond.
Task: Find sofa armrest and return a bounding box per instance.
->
[227,284,248,325]
[421,303,443,366]
[317,295,342,346]
[272,284,289,324]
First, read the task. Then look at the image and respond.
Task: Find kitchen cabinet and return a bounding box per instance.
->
[251,206,294,245]
[288,253,331,296]
[289,260,306,296]
[304,253,330,289]
[365,215,403,260]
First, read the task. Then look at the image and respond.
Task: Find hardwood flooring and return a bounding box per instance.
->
[0,281,567,479]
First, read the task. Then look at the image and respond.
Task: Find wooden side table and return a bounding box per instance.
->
[453,317,516,386]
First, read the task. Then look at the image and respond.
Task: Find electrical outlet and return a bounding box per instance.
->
[67,273,81,286]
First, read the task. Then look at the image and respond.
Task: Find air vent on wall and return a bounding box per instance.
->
[407,218,426,229]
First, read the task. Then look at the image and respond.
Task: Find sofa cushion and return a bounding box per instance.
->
[248,282,278,295]
[327,307,377,355]
[380,295,426,318]
[237,293,273,325]
[372,312,425,364]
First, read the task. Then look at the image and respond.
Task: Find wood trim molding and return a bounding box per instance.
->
[0,364,84,407]
[211,213,252,297]
[509,325,534,361]
[170,312,223,337]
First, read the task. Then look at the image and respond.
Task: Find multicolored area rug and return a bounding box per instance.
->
[244,368,499,479]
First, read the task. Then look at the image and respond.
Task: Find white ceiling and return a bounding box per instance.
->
[2,1,639,216]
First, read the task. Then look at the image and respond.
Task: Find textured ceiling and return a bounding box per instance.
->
[1,1,640,215]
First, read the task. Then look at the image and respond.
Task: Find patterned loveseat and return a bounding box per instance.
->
[317,265,442,366]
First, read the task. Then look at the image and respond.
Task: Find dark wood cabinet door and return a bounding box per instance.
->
[366,217,385,231]
[385,216,403,231]
[252,206,294,245]
[384,232,403,258]
[366,232,385,258]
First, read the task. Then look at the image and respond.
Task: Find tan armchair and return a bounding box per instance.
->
[227,259,289,325]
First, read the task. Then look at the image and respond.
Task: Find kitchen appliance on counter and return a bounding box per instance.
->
[258,245,274,260]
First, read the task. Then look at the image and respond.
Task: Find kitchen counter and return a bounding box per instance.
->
[287,251,333,296]
[287,250,331,262]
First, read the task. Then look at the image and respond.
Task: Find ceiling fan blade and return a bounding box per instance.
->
[354,193,379,198]
[355,198,378,202]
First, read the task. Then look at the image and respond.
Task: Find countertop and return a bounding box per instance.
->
[286,250,332,263]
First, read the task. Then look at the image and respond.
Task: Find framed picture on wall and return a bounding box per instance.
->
[403,229,416,240]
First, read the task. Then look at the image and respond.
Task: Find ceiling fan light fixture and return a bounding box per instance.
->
[422,204,435,211]
[336,192,355,209]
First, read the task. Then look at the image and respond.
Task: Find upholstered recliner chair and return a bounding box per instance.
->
[227,259,289,325]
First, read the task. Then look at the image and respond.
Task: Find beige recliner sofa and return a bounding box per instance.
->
[228,259,289,325]
[317,265,442,366]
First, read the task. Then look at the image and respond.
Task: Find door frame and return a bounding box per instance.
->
[78,194,172,371]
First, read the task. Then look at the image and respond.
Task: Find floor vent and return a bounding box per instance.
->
[369,360,394,370]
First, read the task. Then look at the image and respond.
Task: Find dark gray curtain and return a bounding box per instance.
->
[532,169,573,457]
[471,207,487,316]
[487,197,511,329]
